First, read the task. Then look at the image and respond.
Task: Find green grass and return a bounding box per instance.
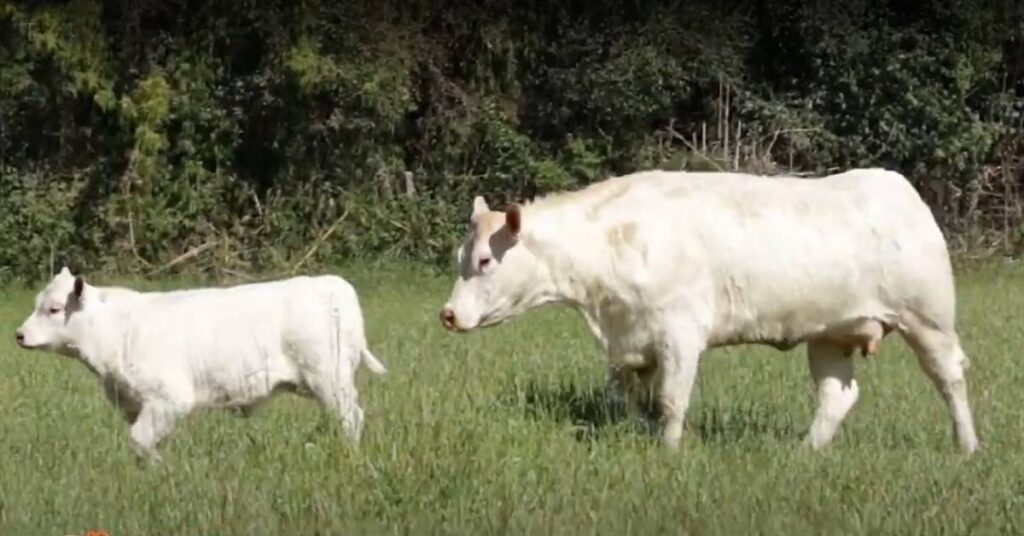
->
[1,262,1023,535]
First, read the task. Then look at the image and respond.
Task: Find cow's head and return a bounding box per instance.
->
[440,196,550,332]
[15,267,91,354]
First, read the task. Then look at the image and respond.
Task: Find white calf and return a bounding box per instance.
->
[15,268,387,462]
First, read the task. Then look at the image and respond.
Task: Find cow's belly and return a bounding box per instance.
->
[708,286,899,353]
[192,358,303,409]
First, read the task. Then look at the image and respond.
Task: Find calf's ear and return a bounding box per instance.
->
[505,203,522,236]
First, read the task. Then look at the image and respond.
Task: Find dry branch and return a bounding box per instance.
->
[289,207,351,275]
[149,241,217,275]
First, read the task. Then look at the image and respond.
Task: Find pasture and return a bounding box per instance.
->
[0,262,1022,535]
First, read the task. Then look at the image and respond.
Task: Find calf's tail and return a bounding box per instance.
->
[361,348,388,375]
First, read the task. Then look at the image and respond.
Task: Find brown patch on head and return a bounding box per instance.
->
[472,210,509,243]
[606,221,639,252]
[466,208,521,263]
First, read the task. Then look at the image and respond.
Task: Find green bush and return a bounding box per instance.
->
[0,0,1020,281]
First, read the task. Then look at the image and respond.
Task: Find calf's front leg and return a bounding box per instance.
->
[129,400,186,464]
[102,379,140,424]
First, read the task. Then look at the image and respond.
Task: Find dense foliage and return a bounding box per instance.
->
[1,0,1021,280]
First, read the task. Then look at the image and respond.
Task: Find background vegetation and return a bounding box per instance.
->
[1,0,1022,280]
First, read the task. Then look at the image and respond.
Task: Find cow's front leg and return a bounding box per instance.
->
[606,356,659,429]
[604,361,635,420]
[658,333,705,449]
[634,361,660,428]
[129,400,185,464]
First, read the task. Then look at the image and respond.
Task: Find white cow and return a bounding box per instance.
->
[440,168,979,453]
[15,268,387,462]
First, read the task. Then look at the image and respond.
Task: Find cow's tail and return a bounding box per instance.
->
[361,348,388,375]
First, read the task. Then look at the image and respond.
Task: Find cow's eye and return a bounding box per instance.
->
[478,257,492,270]
[48,306,62,315]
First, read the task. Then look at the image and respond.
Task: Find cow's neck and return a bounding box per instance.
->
[522,218,613,312]
[68,299,129,380]
[522,204,648,346]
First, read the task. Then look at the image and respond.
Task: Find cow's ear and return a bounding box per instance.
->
[73,276,85,300]
[505,203,522,236]
[471,196,489,222]
[58,266,71,277]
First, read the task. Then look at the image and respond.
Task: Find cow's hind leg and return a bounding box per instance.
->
[805,340,859,449]
[900,318,979,453]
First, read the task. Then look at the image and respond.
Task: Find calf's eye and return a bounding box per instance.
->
[48,306,62,315]
[478,257,491,270]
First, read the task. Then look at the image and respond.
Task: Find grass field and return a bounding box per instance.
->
[1,262,1022,535]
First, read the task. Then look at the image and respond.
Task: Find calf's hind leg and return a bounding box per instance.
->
[305,355,365,444]
[900,319,979,454]
[805,340,859,449]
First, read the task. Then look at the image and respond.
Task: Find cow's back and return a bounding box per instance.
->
[562,168,954,344]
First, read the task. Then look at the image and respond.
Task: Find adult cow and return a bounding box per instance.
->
[15,268,387,462]
[439,168,979,453]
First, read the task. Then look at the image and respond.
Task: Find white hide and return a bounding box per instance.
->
[16,269,387,462]
[441,168,979,453]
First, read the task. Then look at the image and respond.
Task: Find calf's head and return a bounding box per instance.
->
[440,196,547,332]
[15,267,91,353]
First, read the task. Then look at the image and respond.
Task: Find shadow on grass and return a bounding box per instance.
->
[508,379,803,445]
[512,380,634,442]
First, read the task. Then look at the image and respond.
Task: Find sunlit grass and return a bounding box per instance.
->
[0,262,1021,535]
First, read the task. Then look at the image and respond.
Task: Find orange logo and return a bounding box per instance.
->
[83,531,110,536]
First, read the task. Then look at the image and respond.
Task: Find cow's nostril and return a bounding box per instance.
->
[15,331,24,344]
[440,308,456,330]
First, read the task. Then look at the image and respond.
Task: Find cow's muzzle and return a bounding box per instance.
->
[14,330,26,348]
[440,307,457,331]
